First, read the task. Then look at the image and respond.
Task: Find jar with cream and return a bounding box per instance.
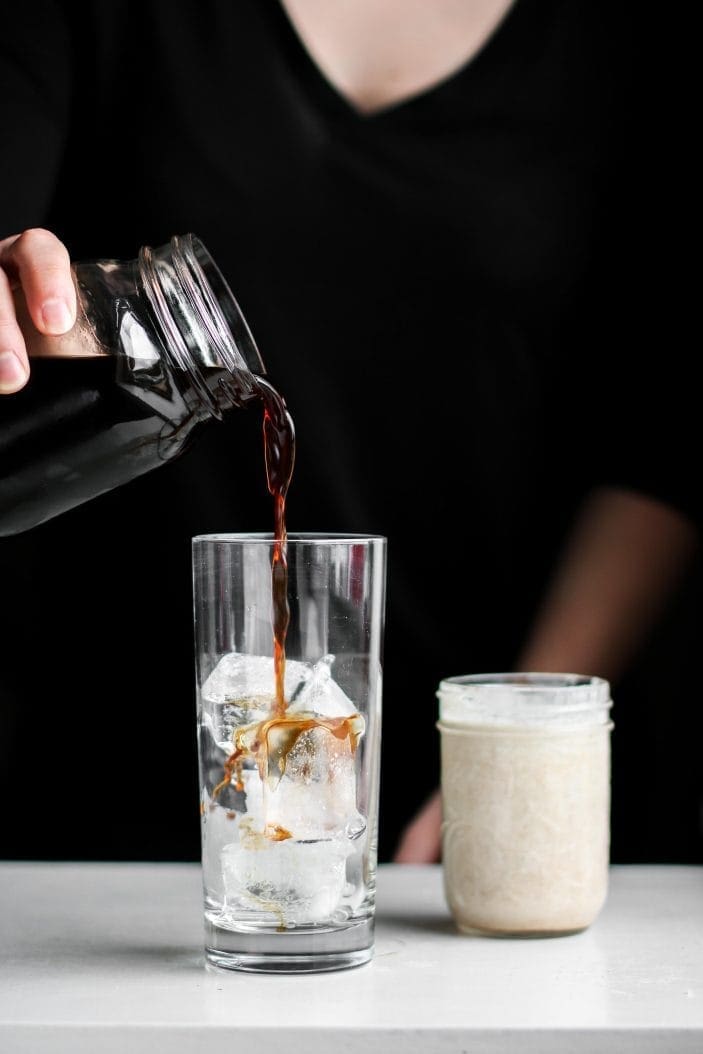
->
[438,673,613,936]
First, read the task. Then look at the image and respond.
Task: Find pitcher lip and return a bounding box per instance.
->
[138,234,263,420]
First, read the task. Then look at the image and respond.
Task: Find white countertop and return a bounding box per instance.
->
[0,863,701,1053]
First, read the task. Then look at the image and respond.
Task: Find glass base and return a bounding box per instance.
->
[205,916,374,973]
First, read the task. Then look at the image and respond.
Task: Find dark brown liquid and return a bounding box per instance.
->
[253,376,295,716]
[0,356,213,536]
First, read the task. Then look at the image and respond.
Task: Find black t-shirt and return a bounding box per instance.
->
[0,1,699,861]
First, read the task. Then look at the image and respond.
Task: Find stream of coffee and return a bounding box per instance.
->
[211,375,363,821]
[254,375,295,717]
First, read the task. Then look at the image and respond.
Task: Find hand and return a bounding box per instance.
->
[393,789,442,863]
[0,228,76,393]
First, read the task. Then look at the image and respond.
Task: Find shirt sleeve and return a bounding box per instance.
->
[580,11,700,530]
[0,0,73,237]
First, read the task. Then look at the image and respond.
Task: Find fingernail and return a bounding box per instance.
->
[0,351,28,392]
[40,297,74,334]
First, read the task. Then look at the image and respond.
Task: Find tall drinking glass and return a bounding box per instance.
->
[193,533,386,973]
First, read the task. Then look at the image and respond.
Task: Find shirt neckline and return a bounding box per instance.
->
[267,0,527,123]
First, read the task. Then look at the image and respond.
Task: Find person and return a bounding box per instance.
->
[0,0,699,864]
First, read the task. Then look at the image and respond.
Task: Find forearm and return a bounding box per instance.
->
[517,486,699,682]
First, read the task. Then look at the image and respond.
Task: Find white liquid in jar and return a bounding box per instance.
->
[438,675,612,935]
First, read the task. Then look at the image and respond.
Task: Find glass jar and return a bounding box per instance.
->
[437,673,613,936]
[0,234,265,536]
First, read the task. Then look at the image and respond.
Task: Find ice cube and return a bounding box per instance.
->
[203,651,366,925]
[240,726,364,840]
[202,653,310,707]
[221,836,353,925]
[289,654,356,718]
[201,796,241,903]
[201,653,309,749]
[200,652,357,749]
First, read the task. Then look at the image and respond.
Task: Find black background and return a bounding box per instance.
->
[0,1,699,863]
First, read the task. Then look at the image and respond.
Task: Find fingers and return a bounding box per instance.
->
[0,267,29,393]
[393,789,443,864]
[0,228,76,394]
[0,228,76,334]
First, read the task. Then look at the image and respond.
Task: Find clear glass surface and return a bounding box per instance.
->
[193,534,386,972]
